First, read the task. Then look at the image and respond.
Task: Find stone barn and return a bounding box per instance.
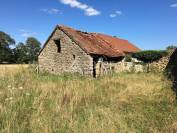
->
[38,25,140,77]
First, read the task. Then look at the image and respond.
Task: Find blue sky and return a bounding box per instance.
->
[0,0,177,50]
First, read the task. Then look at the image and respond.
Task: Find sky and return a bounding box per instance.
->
[0,0,177,50]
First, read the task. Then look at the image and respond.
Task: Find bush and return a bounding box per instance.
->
[125,55,132,62]
[132,50,168,63]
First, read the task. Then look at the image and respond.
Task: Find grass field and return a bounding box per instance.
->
[0,65,177,133]
[0,64,29,75]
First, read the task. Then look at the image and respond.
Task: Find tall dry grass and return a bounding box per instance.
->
[0,64,29,76]
[0,66,177,133]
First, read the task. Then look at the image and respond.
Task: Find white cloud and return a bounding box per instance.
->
[19,29,37,37]
[85,7,100,16]
[59,0,101,16]
[115,11,122,15]
[170,3,177,8]
[40,8,62,14]
[110,14,117,18]
[109,10,122,18]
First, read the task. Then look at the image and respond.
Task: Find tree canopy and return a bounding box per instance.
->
[14,42,29,63]
[0,31,15,63]
[26,37,41,63]
[0,31,41,64]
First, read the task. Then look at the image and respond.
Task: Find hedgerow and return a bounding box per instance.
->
[132,50,168,63]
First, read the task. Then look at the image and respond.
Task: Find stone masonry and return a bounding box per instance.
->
[38,28,93,76]
[149,50,175,72]
[95,58,146,77]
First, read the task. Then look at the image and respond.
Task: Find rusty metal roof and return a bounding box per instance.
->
[58,25,140,57]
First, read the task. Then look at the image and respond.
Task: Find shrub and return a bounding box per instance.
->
[132,50,168,63]
[124,55,132,62]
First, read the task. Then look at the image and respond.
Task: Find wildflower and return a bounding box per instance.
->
[5,97,13,101]
[19,87,23,90]
[8,85,11,88]
[26,93,30,96]
[9,97,13,100]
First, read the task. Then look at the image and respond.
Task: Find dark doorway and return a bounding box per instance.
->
[54,39,61,53]
[93,62,96,78]
[93,58,98,78]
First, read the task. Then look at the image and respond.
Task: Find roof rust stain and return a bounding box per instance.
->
[58,25,140,57]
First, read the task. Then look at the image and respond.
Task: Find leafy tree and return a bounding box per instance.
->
[0,31,15,63]
[14,42,29,63]
[25,37,41,63]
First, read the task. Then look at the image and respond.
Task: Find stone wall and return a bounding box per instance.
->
[98,49,175,75]
[149,56,169,72]
[38,28,93,76]
[149,50,174,72]
[95,58,146,77]
[115,58,145,73]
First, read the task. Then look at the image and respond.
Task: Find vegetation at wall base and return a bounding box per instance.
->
[124,54,132,62]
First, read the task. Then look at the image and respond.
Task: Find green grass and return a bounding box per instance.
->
[0,67,177,133]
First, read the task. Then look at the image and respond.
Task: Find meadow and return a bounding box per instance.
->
[0,65,177,133]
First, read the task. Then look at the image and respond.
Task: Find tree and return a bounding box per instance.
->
[25,37,41,63]
[14,42,29,63]
[0,31,15,63]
